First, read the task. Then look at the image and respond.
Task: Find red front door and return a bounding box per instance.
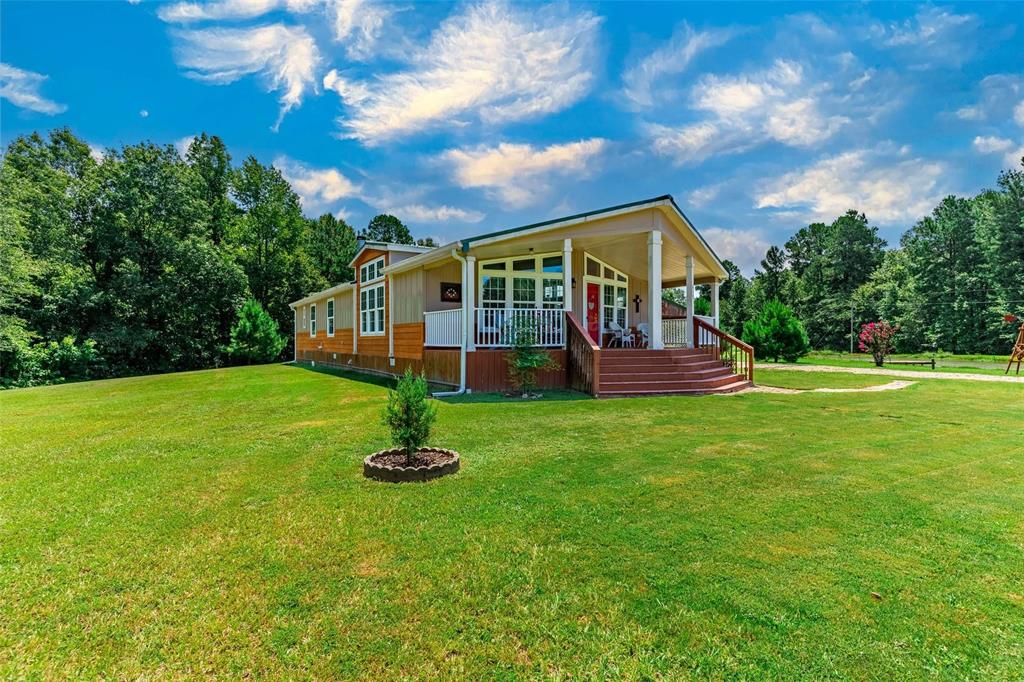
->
[586,282,600,342]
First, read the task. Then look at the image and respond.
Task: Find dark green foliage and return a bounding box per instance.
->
[742,300,810,363]
[1,336,104,388]
[307,213,358,284]
[227,299,286,364]
[382,368,437,463]
[361,214,414,244]
[504,316,561,396]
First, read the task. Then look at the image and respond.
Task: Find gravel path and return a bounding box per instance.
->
[744,380,917,395]
[755,363,1024,384]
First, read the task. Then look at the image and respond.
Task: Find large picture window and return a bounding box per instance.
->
[326,298,335,336]
[360,282,385,335]
[477,253,563,309]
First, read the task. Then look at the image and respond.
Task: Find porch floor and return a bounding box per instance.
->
[597,347,751,397]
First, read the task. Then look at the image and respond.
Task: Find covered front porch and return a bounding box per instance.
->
[422,228,723,351]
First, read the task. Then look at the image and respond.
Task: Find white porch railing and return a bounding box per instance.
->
[663,315,719,347]
[475,308,564,347]
[424,309,463,347]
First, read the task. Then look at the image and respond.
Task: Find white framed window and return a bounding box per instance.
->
[360,282,385,335]
[584,255,629,331]
[477,252,564,309]
[309,303,317,337]
[359,256,385,284]
[301,306,307,331]
[326,298,335,336]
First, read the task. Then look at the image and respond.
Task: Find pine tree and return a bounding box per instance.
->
[742,299,810,363]
[227,299,286,364]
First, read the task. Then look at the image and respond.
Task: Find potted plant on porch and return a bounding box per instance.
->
[363,368,460,482]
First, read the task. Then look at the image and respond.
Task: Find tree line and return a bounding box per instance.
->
[710,159,1024,356]
[0,128,433,388]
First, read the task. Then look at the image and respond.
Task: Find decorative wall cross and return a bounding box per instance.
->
[633,294,642,313]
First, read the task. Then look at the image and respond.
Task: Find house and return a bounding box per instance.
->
[289,195,754,397]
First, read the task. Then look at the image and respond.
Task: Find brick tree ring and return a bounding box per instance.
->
[363,448,460,483]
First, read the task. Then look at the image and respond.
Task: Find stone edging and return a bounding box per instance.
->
[363,447,460,483]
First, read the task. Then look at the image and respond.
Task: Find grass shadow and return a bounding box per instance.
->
[287,362,402,390]
[438,389,591,404]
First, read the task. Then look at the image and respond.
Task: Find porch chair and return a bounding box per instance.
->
[636,322,650,348]
[608,321,635,348]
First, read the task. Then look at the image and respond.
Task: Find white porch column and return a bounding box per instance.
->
[352,288,358,353]
[710,279,720,328]
[464,255,476,351]
[648,231,663,349]
[562,238,573,313]
[685,255,695,348]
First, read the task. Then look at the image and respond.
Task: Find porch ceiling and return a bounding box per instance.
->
[469,231,719,284]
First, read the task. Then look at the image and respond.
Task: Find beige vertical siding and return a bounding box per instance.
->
[336,290,353,328]
[391,268,424,324]
[424,260,462,311]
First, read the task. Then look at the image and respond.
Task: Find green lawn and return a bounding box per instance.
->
[2,365,1023,678]
[800,352,1015,376]
[753,368,897,390]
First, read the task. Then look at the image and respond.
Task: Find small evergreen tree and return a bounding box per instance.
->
[742,299,810,363]
[227,299,286,364]
[383,368,437,464]
[505,316,560,397]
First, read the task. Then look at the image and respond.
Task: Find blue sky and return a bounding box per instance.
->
[1,1,1021,273]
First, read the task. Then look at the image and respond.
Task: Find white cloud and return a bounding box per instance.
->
[174,135,197,156]
[954,74,1023,123]
[328,0,391,60]
[649,60,848,165]
[325,1,601,144]
[172,23,320,129]
[385,204,485,224]
[973,136,1014,154]
[0,62,67,114]
[866,6,981,66]
[88,144,105,163]
[754,150,947,224]
[973,136,1024,168]
[621,23,736,110]
[701,227,771,275]
[687,182,724,208]
[158,0,318,23]
[274,155,361,214]
[441,138,607,207]
[139,109,150,118]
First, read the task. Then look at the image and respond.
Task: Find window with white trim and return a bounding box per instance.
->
[360,283,385,335]
[309,303,317,337]
[585,255,629,331]
[326,298,335,336]
[477,253,564,309]
[359,256,385,284]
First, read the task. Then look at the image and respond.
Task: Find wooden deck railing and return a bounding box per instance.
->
[565,311,600,396]
[693,316,755,382]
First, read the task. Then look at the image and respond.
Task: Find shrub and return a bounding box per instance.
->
[742,299,810,363]
[504,315,560,397]
[382,368,437,464]
[1,336,105,389]
[858,321,899,366]
[227,299,286,364]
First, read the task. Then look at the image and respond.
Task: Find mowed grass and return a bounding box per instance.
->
[754,368,897,390]
[1,365,1023,679]
[801,352,1015,376]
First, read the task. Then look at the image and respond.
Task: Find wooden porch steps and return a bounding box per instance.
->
[597,348,751,397]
